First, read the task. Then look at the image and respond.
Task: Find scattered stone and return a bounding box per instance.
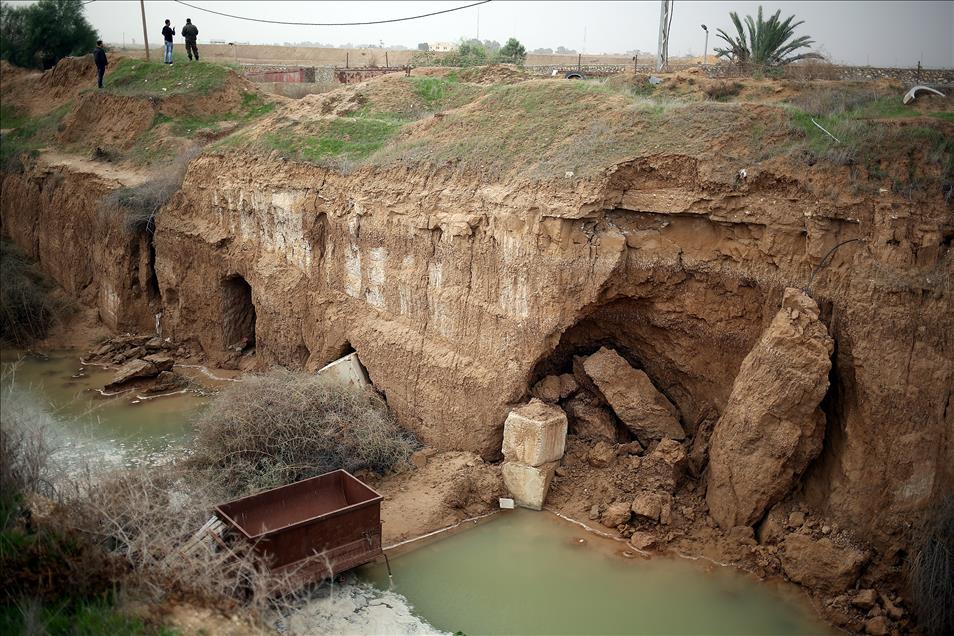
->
[145,336,167,351]
[501,399,567,467]
[635,439,688,493]
[629,531,657,551]
[554,465,567,477]
[600,502,632,528]
[780,534,868,593]
[581,347,685,443]
[143,353,175,372]
[588,504,601,521]
[863,616,889,636]
[881,596,903,620]
[501,461,558,510]
[565,396,618,442]
[788,511,806,529]
[531,375,563,403]
[631,491,663,522]
[92,342,115,357]
[821,525,831,534]
[557,373,579,398]
[728,525,757,545]
[756,505,788,544]
[105,358,158,389]
[587,441,616,468]
[616,440,644,456]
[146,370,182,393]
[852,589,878,610]
[706,288,834,528]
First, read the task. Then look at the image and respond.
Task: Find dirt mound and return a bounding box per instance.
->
[58,92,157,150]
[39,55,96,96]
[457,64,531,85]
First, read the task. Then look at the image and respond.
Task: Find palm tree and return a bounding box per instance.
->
[714,6,823,67]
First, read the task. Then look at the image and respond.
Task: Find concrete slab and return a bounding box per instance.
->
[501,399,568,467]
[502,461,558,510]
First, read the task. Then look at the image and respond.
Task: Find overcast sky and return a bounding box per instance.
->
[18,0,954,67]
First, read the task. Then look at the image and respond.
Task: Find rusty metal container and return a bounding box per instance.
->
[215,469,383,582]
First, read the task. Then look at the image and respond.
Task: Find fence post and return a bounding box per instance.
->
[578,53,581,71]
[385,51,389,68]
[346,52,349,69]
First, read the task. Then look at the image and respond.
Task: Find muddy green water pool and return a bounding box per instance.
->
[1,350,209,468]
[351,510,829,636]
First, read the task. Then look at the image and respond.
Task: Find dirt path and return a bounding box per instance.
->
[39,151,149,187]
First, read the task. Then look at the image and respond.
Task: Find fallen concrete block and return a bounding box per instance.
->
[502,399,567,467]
[316,352,370,389]
[502,461,558,510]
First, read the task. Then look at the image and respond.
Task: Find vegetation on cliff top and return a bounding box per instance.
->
[0,0,97,69]
[104,57,231,97]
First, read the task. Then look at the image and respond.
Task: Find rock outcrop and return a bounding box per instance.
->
[105,358,158,389]
[580,347,685,444]
[706,289,834,528]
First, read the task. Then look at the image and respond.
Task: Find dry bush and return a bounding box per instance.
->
[783,59,841,81]
[0,240,66,347]
[704,81,743,101]
[189,368,418,496]
[908,497,954,636]
[99,146,199,234]
[787,85,881,117]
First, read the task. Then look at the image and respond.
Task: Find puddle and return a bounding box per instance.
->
[351,509,829,636]
[0,349,214,471]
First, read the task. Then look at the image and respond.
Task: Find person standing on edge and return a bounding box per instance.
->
[182,18,199,61]
[93,40,108,88]
[162,19,175,64]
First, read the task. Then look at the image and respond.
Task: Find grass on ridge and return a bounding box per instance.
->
[104,56,230,96]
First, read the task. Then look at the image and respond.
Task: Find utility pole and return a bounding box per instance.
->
[139,0,149,61]
[476,7,480,41]
[701,24,708,66]
[656,0,670,72]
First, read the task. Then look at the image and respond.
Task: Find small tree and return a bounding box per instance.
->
[714,5,822,67]
[0,0,98,69]
[498,37,527,65]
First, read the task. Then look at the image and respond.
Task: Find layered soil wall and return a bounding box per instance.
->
[139,149,953,550]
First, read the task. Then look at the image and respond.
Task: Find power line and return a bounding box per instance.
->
[169,0,491,27]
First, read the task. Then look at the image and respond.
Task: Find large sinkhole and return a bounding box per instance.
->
[221,274,256,351]
[528,291,765,464]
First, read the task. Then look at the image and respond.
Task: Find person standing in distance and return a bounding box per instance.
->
[162,19,175,64]
[93,40,108,88]
[182,18,199,61]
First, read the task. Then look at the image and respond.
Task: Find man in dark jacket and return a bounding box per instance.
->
[181,18,199,61]
[162,19,175,64]
[93,40,107,88]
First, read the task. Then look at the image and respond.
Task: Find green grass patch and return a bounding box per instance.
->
[263,108,406,165]
[0,597,175,635]
[104,57,230,96]
[0,102,72,166]
[928,111,954,122]
[0,102,30,129]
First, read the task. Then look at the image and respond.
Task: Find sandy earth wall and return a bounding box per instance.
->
[143,149,954,551]
[1,160,157,332]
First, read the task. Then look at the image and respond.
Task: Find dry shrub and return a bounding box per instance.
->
[783,59,841,81]
[788,85,881,118]
[0,240,67,347]
[908,497,954,636]
[189,368,418,496]
[99,146,199,234]
[704,81,743,101]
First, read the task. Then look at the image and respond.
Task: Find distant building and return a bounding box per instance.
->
[417,42,429,51]
[429,42,456,52]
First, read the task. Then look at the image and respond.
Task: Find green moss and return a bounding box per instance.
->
[0,102,30,129]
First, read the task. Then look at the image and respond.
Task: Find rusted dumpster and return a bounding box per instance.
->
[215,469,383,582]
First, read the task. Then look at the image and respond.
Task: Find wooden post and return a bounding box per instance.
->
[346,51,349,69]
[385,51,389,68]
[139,0,150,61]
[578,53,581,71]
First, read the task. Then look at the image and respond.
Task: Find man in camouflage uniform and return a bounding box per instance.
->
[182,18,199,61]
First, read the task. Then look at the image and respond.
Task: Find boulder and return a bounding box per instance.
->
[105,358,158,389]
[565,395,618,442]
[501,461,558,510]
[531,375,563,402]
[635,439,688,493]
[851,589,878,610]
[557,373,579,398]
[581,347,685,444]
[629,531,657,551]
[756,505,788,544]
[145,336,167,351]
[587,440,616,468]
[631,491,663,522]
[600,501,632,528]
[143,353,175,372]
[863,616,889,636]
[706,288,834,528]
[780,534,868,593]
[501,399,567,467]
